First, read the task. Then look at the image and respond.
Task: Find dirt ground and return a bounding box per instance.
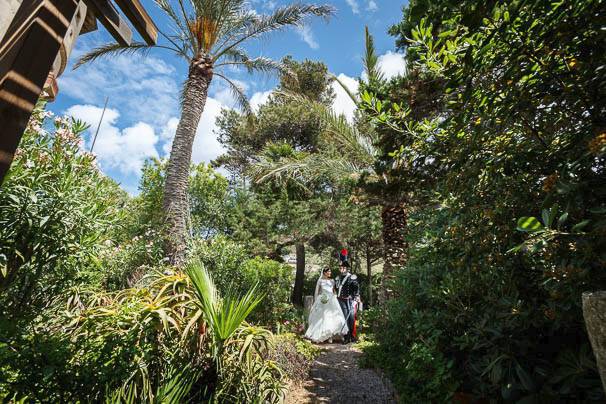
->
[284,343,397,404]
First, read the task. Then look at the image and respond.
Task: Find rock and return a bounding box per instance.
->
[582,291,606,393]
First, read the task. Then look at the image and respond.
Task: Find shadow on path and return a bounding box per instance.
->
[285,343,397,403]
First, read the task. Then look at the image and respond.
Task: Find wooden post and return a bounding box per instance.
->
[0,0,81,184]
[582,291,606,393]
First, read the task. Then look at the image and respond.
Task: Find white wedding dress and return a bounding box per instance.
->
[305,278,348,343]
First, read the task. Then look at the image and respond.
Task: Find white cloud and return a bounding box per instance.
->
[296,25,319,49]
[377,51,407,80]
[331,74,359,122]
[367,1,378,11]
[192,97,227,164]
[250,90,272,111]
[346,0,360,14]
[59,42,179,127]
[66,104,159,175]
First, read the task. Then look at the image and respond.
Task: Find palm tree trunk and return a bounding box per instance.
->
[379,204,407,303]
[292,243,305,306]
[163,57,213,265]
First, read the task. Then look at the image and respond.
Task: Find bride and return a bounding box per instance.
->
[305,267,348,343]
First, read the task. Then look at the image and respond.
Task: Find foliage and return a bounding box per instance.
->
[1,263,286,402]
[215,57,336,176]
[192,237,293,328]
[191,236,249,294]
[76,2,334,113]
[241,257,293,326]
[360,0,606,401]
[0,102,125,316]
[186,261,286,402]
[267,333,320,382]
[189,163,234,238]
[0,270,206,402]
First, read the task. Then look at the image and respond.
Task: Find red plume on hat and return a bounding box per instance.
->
[339,248,348,264]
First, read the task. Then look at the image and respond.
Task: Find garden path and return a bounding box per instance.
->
[285,343,397,403]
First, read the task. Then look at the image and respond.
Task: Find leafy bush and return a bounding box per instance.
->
[0,270,206,402]
[267,333,320,383]
[192,237,293,328]
[241,257,293,326]
[0,102,125,317]
[191,236,249,295]
[1,262,289,402]
[359,0,606,401]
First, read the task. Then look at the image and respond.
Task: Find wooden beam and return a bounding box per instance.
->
[80,5,97,34]
[0,0,80,184]
[83,0,131,46]
[114,0,157,45]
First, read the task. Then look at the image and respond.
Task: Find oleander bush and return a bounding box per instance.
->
[0,102,125,318]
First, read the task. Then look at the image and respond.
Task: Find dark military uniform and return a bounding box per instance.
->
[336,272,360,343]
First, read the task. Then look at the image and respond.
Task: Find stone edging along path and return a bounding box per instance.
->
[285,343,398,403]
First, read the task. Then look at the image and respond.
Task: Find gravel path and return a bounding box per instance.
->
[285,343,398,403]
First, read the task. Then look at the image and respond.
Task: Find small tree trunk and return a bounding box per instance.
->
[163,57,213,265]
[582,291,606,392]
[292,243,305,306]
[379,204,407,303]
[366,247,373,307]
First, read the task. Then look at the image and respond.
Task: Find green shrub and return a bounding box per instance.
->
[268,333,320,382]
[0,271,206,402]
[191,236,248,295]
[192,237,293,328]
[242,257,292,326]
[369,206,605,402]
[0,102,125,317]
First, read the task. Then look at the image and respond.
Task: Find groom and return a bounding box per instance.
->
[335,260,360,344]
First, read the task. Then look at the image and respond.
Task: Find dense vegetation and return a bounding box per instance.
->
[358,0,606,401]
[0,104,316,402]
[1,0,604,402]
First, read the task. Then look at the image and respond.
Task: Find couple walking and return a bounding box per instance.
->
[305,258,361,344]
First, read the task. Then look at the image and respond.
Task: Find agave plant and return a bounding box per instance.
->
[106,364,200,404]
[185,259,264,359]
[76,1,334,264]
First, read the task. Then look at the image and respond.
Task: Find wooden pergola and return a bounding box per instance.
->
[0,0,158,184]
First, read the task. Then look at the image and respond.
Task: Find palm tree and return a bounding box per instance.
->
[76,1,333,264]
[252,27,413,303]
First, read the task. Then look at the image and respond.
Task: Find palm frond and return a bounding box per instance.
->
[186,260,264,351]
[73,42,154,69]
[153,0,194,57]
[363,26,385,83]
[214,72,252,115]
[274,91,378,165]
[216,51,284,75]
[214,3,334,61]
[330,73,359,104]
[251,146,361,190]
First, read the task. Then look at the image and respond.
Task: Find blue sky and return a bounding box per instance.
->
[52,0,408,194]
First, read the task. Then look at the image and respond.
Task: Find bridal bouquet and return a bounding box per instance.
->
[320,294,329,304]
